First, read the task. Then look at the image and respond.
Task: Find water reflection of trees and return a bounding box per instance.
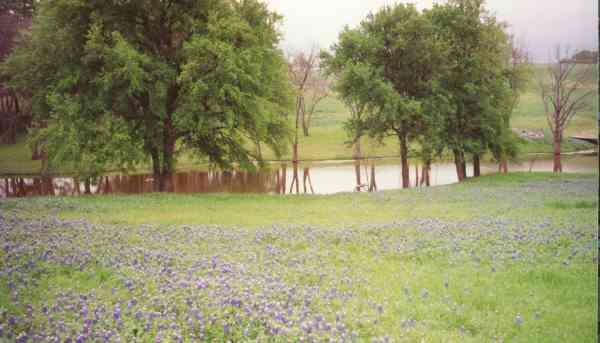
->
[0,170,288,198]
[1,156,593,198]
[0,177,55,197]
[354,160,378,192]
[284,163,315,195]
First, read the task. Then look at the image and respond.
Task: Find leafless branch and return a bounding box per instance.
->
[287,44,331,137]
[538,44,596,172]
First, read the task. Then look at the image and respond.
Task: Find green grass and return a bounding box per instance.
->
[5,172,595,227]
[0,135,42,175]
[1,173,597,341]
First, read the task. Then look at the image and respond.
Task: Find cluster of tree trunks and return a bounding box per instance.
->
[453,150,467,182]
[0,91,21,144]
[1,9,33,145]
[1,177,53,197]
[287,163,314,195]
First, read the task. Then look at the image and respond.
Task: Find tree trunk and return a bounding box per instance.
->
[103,176,112,194]
[369,164,377,192]
[353,140,362,191]
[473,154,481,178]
[399,133,410,189]
[354,161,362,192]
[292,142,299,163]
[156,84,180,192]
[453,149,467,182]
[303,168,314,194]
[420,161,431,187]
[289,138,300,194]
[151,149,161,192]
[42,176,54,196]
[498,159,508,174]
[84,178,91,194]
[280,163,287,194]
[296,95,309,137]
[18,178,25,197]
[553,131,562,173]
[415,165,419,187]
[74,177,81,195]
[31,143,41,160]
[302,121,309,137]
[290,162,299,194]
[303,168,308,193]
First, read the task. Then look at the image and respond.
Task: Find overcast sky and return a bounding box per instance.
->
[264,0,598,62]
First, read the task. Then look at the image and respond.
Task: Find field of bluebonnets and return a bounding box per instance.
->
[0,173,597,342]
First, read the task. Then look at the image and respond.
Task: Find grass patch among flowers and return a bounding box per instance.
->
[0,172,597,342]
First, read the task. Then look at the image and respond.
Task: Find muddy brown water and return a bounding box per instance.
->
[0,154,597,198]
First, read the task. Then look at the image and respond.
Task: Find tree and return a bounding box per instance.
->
[428,0,514,181]
[322,4,448,188]
[538,46,595,172]
[0,8,31,145]
[287,49,317,168]
[287,48,330,138]
[491,36,530,174]
[3,0,293,191]
[286,48,329,194]
[302,74,330,137]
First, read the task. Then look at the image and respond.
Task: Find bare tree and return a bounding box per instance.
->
[286,47,327,193]
[538,46,596,172]
[303,75,330,136]
[287,47,330,138]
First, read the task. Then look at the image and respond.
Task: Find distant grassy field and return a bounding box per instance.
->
[0,64,597,175]
[512,64,598,138]
[0,135,42,175]
[1,173,597,341]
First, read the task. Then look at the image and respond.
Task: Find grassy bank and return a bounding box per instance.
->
[1,173,597,341]
[5,172,597,227]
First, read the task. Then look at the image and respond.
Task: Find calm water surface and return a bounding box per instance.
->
[0,154,597,198]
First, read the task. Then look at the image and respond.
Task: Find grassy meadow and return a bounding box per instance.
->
[1,173,598,342]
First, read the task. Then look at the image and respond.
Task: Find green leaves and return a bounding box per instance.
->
[324,0,522,179]
[323,4,448,154]
[176,10,291,169]
[2,0,293,181]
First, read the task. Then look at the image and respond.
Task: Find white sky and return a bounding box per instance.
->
[264,0,599,62]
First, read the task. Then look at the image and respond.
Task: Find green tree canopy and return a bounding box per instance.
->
[3,0,293,190]
[322,4,449,188]
[427,0,516,180]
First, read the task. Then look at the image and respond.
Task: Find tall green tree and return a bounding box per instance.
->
[322,4,448,188]
[428,0,515,180]
[3,0,292,191]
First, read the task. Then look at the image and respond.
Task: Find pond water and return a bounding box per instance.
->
[0,154,597,198]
